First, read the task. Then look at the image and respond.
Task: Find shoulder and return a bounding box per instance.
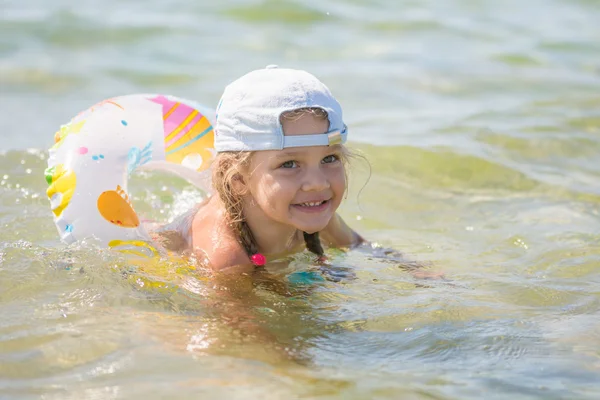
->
[190,198,254,273]
[200,239,253,273]
[321,213,365,248]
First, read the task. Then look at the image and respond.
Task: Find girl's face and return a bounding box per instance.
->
[243,113,346,234]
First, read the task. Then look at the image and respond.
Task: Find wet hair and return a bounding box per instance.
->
[212,107,337,262]
[211,150,258,257]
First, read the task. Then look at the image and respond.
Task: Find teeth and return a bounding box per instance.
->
[301,201,324,207]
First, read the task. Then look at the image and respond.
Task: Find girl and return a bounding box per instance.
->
[157,66,364,274]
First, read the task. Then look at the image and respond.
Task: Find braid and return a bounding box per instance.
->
[303,231,324,257]
[238,220,259,258]
[225,181,259,260]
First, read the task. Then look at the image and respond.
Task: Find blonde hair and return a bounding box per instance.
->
[280,107,329,122]
[211,151,258,257]
[212,107,341,262]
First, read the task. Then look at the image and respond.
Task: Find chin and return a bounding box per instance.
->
[293,220,330,235]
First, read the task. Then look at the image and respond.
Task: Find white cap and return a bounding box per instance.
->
[214,66,348,152]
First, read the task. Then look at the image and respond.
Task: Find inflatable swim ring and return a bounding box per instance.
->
[45,94,216,258]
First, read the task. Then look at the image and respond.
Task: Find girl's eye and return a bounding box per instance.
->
[322,154,339,164]
[280,160,297,169]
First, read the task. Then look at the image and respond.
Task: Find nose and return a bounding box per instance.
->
[301,166,330,192]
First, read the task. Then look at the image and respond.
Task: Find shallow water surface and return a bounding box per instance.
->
[1,0,600,398]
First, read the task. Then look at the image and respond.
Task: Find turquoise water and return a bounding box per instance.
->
[1,0,600,398]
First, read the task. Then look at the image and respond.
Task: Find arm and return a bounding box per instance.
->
[321,214,445,280]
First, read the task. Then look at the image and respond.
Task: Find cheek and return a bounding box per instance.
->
[251,176,290,212]
[329,167,347,194]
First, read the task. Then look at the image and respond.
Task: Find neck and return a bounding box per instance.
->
[241,198,303,258]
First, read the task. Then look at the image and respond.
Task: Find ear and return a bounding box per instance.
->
[231,172,247,196]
